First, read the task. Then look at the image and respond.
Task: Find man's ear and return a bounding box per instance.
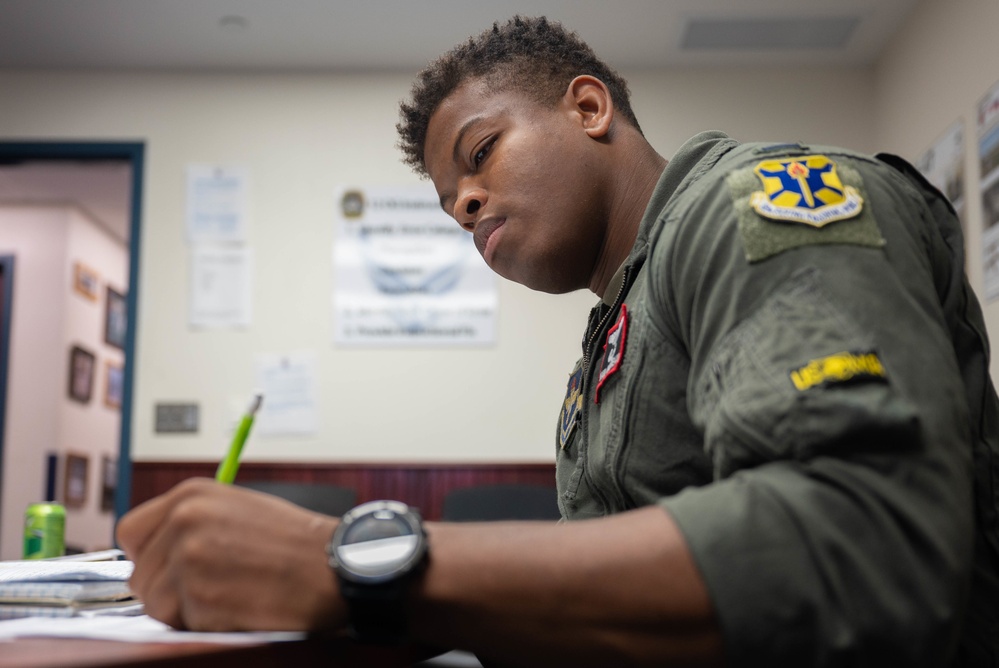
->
[564,75,614,139]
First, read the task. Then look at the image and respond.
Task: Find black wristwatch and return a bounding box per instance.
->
[327,500,428,644]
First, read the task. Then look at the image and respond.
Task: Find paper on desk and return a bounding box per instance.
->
[0,614,305,644]
[0,559,138,620]
[0,560,133,583]
[43,548,126,562]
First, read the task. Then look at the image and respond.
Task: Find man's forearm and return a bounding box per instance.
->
[407,505,725,668]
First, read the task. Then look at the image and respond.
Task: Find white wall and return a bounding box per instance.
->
[0,65,877,473]
[0,206,127,559]
[874,0,999,379]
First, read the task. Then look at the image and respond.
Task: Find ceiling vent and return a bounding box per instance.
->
[682,17,860,50]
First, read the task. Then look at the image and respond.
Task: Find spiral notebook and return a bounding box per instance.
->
[0,556,141,619]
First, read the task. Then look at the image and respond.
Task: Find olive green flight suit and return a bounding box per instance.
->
[556,131,999,666]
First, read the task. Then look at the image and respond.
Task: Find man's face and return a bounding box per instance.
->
[424,78,608,294]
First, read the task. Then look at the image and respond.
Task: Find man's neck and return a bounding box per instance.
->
[588,145,668,299]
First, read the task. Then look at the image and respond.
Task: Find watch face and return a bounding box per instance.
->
[333,502,425,583]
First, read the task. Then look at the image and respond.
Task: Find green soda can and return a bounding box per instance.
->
[23,502,66,559]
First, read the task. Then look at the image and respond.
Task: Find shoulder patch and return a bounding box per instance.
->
[751,155,863,227]
[727,154,886,262]
[789,350,887,391]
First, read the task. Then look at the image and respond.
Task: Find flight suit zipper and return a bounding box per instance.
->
[579,265,634,514]
[582,266,633,375]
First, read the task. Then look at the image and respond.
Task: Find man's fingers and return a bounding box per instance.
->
[136,561,184,629]
[116,477,217,560]
[126,493,211,606]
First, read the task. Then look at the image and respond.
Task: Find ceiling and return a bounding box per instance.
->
[0,0,923,244]
[0,161,132,244]
[0,0,922,72]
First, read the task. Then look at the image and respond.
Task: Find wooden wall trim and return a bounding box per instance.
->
[130,461,557,521]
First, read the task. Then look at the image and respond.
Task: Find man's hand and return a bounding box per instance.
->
[116,478,344,632]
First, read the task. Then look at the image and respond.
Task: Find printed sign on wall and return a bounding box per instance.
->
[915,119,966,223]
[332,185,497,346]
[978,81,999,301]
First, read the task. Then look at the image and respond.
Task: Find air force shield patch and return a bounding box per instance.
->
[751,155,863,227]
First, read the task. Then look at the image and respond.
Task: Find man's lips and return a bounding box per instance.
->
[473,218,505,259]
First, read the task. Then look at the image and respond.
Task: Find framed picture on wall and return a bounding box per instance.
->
[105,361,123,409]
[73,262,100,301]
[101,455,116,512]
[64,453,89,508]
[68,345,96,403]
[104,286,127,350]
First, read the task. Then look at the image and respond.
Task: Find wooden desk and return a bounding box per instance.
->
[0,635,419,668]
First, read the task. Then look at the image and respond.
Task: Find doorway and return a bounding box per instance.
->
[0,142,143,556]
[0,255,14,542]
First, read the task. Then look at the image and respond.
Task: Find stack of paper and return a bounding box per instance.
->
[0,558,142,619]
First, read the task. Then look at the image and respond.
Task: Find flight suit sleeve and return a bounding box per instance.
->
[651,153,976,667]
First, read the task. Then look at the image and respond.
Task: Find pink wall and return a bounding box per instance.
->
[0,205,127,559]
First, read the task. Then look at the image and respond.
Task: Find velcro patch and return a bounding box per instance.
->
[727,155,885,262]
[595,305,628,404]
[789,350,887,391]
[559,366,584,449]
[751,155,863,227]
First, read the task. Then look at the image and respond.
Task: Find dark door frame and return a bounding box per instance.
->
[0,254,14,533]
[0,141,144,523]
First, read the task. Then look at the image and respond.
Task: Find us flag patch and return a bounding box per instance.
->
[595,305,628,404]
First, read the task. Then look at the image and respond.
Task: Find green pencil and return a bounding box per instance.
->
[215,392,263,484]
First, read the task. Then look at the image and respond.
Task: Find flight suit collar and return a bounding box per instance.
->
[635,130,739,248]
[602,130,739,307]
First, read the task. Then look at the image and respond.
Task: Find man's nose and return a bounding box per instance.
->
[455,187,485,231]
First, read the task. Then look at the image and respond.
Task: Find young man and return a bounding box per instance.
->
[118,16,999,667]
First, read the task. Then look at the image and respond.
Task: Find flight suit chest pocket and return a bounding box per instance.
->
[584,299,711,511]
[585,303,648,511]
[555,358,606,519]
[556,361,585,516]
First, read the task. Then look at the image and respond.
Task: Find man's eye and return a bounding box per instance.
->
[473,140,493,167]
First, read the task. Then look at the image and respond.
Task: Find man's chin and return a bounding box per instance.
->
[511,270,586,295]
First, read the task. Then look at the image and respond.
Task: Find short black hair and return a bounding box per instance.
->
[397,15,641,176]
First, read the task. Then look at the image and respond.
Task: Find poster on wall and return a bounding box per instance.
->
[186,164,250,244]
[332,185,497,346]
[253,350,319,436]
[979,80,999,302]
[189,247,253,328]
[915,120,966,223]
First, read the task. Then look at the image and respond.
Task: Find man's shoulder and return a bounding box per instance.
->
[646,139,892,270]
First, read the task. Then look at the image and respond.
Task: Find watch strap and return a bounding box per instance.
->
[339,579,409,644]
[329,501,428,645]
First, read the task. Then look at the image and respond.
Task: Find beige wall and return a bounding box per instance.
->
[874,0,999,378]
[630,67,876,157]
[0,206,126,559]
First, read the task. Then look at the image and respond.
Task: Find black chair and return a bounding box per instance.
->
[441,483,561,522]
[236,480,357,517]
